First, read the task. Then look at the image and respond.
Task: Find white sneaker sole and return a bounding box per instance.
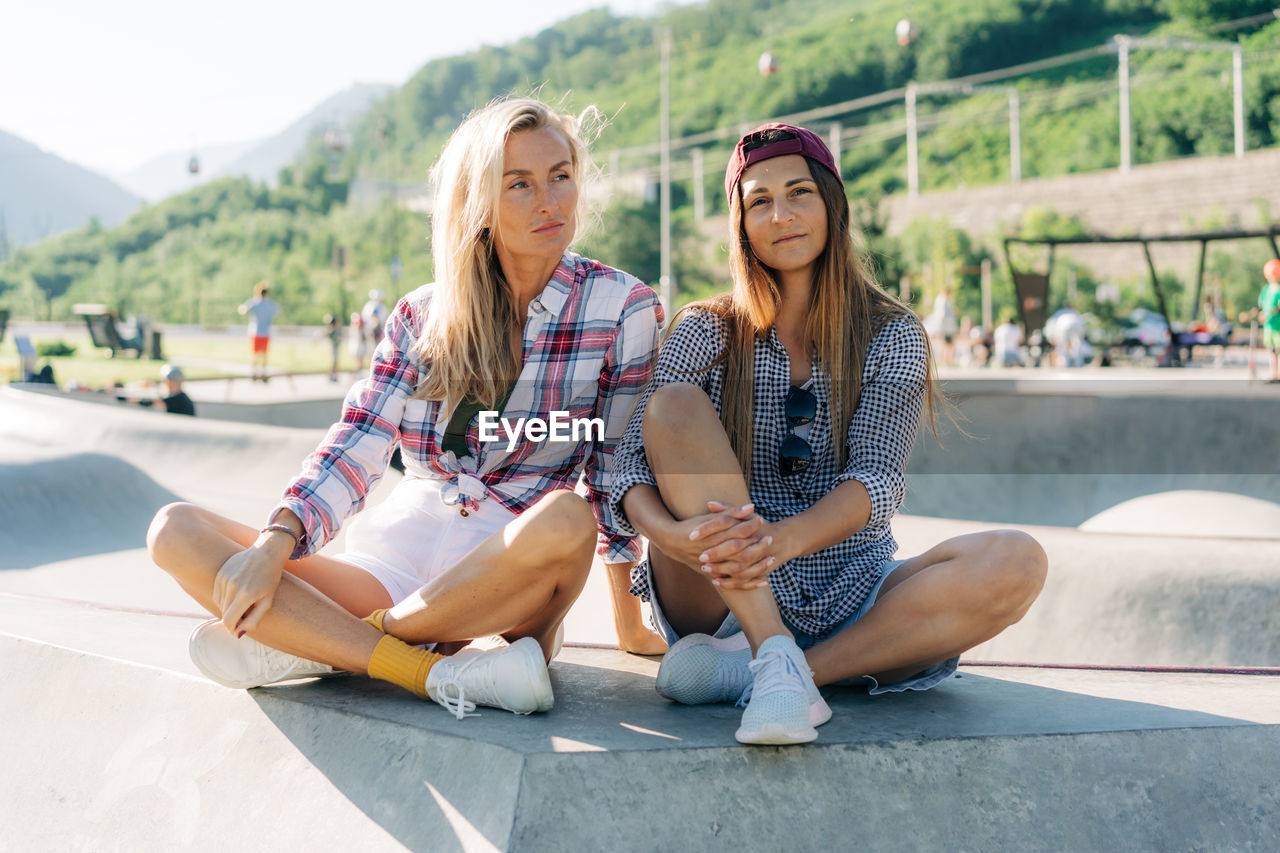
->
[734,695,832,745]
[509,636,555,714]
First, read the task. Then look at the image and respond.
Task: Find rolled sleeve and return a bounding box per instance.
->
[832,316,929,530]
[608,309,722,537]
[274,297,423,557]
[584,281,663,563]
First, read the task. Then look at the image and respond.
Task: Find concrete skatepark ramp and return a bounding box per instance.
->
[2,379,1278,850]
[903,377,1280,527]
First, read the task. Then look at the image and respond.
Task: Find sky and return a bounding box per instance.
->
[1,0,675,178]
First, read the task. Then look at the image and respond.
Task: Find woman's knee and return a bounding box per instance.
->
[524,490,596,566]
[980,530,1048,621]
[146,502,201,571]
[642,383,716,442]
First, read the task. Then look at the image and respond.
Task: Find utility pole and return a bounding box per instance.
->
[1118,35,1132,174]
[659,27,673,314]
[1008,88,1022,183]
[1233,45,1245,158]
[691,147,705,224]
[906,82,919,196]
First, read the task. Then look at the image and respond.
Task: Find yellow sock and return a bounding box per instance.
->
[367,635,442,700]
[363,608,389,632]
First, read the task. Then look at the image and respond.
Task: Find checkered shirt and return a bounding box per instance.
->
[610,308,929,636]
[277,252,663,565]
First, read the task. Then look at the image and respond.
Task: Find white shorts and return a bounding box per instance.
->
[337,476,516,604]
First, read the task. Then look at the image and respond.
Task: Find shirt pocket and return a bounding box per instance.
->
[399,398,438,456]
[566,356,605,419]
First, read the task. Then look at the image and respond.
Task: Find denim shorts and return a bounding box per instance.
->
[646,558,959,696]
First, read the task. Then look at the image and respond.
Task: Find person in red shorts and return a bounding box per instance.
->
[238,280,279,382]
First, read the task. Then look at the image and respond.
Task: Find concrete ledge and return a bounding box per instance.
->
[4,602,1279,852]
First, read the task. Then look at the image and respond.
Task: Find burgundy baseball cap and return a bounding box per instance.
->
[724,122,843,201]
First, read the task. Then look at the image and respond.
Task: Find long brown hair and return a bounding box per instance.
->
[676,151,942,483]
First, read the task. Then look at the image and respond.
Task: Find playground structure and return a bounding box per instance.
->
[1003,225,1280,364]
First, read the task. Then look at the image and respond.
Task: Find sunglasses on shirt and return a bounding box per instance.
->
[779,385,816,476]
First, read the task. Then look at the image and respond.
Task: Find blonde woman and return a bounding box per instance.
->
[611,124,1047,745]
[148,98,665,718]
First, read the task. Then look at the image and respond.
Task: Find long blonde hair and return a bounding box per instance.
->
[679,153,941,483]
[413,98,598,408]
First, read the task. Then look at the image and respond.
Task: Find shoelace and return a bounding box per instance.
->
[259,644,309,679]
[431,655,491,721]
[740,648,806,708]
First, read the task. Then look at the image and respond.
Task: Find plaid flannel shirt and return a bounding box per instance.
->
[276,252,663,565]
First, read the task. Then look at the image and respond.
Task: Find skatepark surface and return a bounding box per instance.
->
[2,371,1278,851]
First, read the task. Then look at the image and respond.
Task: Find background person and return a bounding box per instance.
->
[611,123,1046,746]
[993,313,1024,367]
[238,281,279,382]
[348,311,368,371]
[114,363,195,415]
[925,285,958,367]
[148,98,665,721]
[1259,259,1280,382]
[157,364,196,415]
[362,288,390,352]
[322,313,343,381]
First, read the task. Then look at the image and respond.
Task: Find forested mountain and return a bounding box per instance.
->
[117,83,393,203]
[4,0,1279,327]
[0,129,141,248]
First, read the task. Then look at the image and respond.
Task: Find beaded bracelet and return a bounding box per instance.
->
[261,523,301,545]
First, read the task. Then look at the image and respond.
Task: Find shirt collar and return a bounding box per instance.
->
[531,252,575,317]
[765,326,789,356]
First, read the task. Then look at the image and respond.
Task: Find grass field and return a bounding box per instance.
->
[6,327,342,388]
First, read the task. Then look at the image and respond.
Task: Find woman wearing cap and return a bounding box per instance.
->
[148,98,666,719]
[611,123,1047,745]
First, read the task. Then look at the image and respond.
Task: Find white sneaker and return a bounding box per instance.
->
[734,635,831,745]
[188,619,340,689]
[655,632,753,705]
[425,636,554,720]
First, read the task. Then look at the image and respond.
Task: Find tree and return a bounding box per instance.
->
[30,267,74,320]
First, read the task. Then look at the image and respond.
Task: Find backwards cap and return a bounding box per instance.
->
[724,122,843,201]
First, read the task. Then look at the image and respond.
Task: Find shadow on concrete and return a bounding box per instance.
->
[0,453,179,569]
[247,660,1264,851]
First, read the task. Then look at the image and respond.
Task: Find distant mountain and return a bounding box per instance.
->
[116,139,258,203]
[0,128,142,247]
[220,82,393,184]
[115,82,393,203]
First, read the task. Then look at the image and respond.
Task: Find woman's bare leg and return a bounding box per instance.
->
[147,502,391,672]
[381,490,597,660]
[804,529,1047,686]
[149,489,597,668]
[641,383,788,652]
[606,561,667,655]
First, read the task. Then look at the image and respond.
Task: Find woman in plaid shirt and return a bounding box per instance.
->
[611,124,1048,745]
[148,99,664,719]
